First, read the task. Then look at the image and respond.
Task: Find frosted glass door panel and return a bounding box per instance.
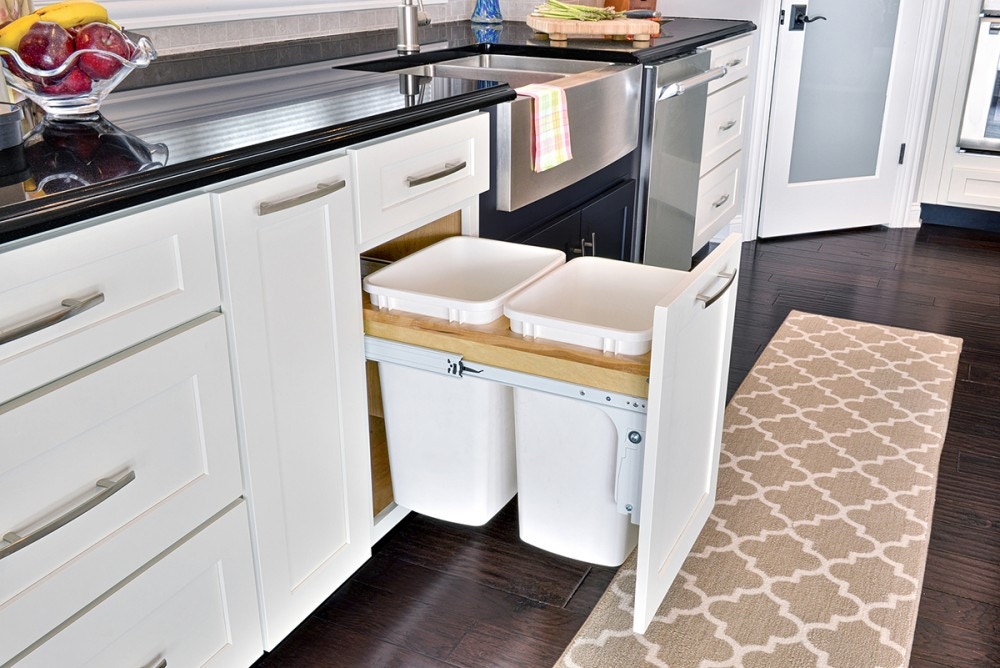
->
[788,0,901,183]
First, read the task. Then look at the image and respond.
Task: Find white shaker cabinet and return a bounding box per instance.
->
[694,34,752,252]
[213,153,372,650]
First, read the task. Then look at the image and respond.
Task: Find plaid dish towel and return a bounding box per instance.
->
[516,83,572,172]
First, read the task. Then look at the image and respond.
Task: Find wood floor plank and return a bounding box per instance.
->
[923,548,1000,607]
[917,588,1000,638]
[911,615,1000,668]
[254,615,450,668]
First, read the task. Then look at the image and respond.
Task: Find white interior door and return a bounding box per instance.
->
[633,234,741,634]
[758,0,924,237]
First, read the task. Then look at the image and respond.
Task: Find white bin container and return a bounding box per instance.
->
[504,256,688,564]
[364,236,564,526]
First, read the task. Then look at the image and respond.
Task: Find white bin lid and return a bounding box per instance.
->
[503,256,686,355]
[363,236,565,325]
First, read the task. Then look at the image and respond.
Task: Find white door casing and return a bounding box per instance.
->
[757,0,926,237]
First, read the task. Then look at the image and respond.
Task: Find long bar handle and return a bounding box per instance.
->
[257,179,346,216]
[0,470,136,561]
[657,66,727,101]
[0,292,105,346]
[406,161,467,188]
[696,269,738,309]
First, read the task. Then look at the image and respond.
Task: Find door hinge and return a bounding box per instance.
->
[898,143,906,165]
[779,8,786,25]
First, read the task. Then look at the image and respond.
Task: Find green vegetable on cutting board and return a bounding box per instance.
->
[531,0,623,21]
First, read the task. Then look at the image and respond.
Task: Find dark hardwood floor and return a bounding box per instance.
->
[255,224,1000,667]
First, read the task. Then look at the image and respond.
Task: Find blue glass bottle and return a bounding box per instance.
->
[471,0,502,24]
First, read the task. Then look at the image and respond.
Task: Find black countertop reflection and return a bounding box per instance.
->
[0,18,754,244]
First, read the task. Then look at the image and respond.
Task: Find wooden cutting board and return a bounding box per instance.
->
[526,14,661,42]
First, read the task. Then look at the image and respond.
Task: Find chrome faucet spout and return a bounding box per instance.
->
[397,0,431,54]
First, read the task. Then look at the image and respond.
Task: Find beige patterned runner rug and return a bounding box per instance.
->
[557,310,962,668]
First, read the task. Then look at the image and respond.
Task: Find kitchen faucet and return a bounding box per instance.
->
[397,0,431,54]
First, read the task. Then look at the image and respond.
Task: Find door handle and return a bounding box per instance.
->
[789,4,826,31]
[656,66,727,101]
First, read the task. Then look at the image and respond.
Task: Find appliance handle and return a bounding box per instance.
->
[656,66,727,101]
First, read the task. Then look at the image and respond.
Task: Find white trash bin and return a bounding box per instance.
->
[363,236,564,525]
[504,256,691,564]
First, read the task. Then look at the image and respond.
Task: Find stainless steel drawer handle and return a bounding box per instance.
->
[151,659,167,668]
[725,58,744,68]
[0,470,136,561]
[406,161,467,188]
[0,292,105,346]
[657,66,728,101]
[696,270,738,308]
[712,194,731,208]
[571,232,597,257]
[257,179,347,216]
[719,119,737,132]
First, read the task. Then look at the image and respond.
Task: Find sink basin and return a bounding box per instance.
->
[380,52,642,211]
[395,54,615,88]
[395,63,564,88]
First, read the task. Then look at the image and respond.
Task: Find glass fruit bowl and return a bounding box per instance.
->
[0,27,155,119]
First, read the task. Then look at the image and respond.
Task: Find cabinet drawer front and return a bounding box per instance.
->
[694,153,741,252]
[0,314,243,664]
[351,114,489,249]
[702,79,747,175]
[0,195,220,404]
[17,503,262,668]
[708,34,753,94]
[946,165,1000,209]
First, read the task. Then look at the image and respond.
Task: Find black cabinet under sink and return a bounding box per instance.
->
[478,150,638,262]
[515,180,635,261]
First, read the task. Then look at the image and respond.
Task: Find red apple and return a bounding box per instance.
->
[74,23,129,80]
[39,66,92,95]
[17,21,74,71]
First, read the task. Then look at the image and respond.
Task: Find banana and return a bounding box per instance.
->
[0,14,40,50]
[33,1,110,30]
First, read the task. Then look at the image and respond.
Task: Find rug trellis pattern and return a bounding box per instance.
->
[557,310,962,668]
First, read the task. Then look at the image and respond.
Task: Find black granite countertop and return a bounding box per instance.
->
[0,18,754,244]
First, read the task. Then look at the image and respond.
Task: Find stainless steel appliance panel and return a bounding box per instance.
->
[636,51,713,268]
[959,4,1000,152]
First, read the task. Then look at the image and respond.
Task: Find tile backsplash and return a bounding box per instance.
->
[136,0,542,55]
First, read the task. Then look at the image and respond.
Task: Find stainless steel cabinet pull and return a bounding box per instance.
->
[719,119,737,132]
[257,179,347,216]
[0,292,105,346]
[712,194,731,208]
[696,270,738,308]
[406,161,467,188]
[0,470,136,560]
[657,66,728,101]
[571,232,597,257]
[151,659,167,668]
[725,58,743,68]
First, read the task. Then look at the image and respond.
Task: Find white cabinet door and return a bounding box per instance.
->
[214,155,372,649]
[633,234,741,633]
